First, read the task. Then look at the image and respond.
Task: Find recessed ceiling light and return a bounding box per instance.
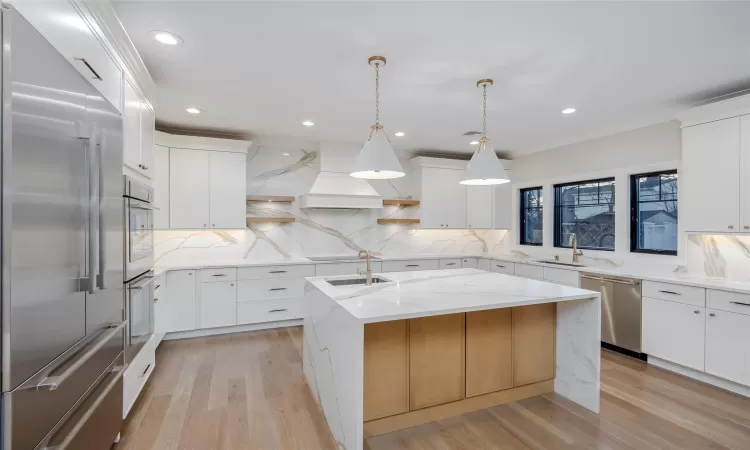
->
[562,107,576,114]
[282,152,290,156]
[302,120,314,127]
[151,31,182,45]
[186,107,202,114]
[470,140,480,145]
[394,131,405,137]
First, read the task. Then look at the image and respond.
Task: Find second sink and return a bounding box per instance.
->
[326,277,392,286]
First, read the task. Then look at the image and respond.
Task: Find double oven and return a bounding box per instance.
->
[124,176,156,364]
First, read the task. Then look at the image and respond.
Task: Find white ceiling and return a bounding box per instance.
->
[114,1,750,157]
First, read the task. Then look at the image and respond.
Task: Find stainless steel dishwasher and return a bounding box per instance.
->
[580,273,644,358]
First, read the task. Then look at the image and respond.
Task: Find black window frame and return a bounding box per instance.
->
[554,177,616,252]
[630,169,678,256]
[519,186,543,246]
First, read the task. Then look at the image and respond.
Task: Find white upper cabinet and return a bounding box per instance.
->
[423,167,466,228]
[682,117,741,232]
[741,116,750,232]
[153,145,170,229]
[467,186,492,229]
[492,183,512,230]
[122,80,155,179]
[209,151,247,229]
[170,148,211,229]
[140,102,156,178]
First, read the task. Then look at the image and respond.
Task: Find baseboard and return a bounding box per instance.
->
[648,356,750,398]
[163,319,303,341]
[363,379,554,438]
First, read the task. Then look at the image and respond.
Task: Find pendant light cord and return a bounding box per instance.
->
[482,83,487,140]
[375,62,380,126]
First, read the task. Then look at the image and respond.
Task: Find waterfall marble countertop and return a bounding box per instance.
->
[305,268,600,323]
[153,253,750,295]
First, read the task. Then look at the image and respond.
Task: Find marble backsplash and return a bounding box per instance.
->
[154,144,508,267]
[686,234,750,281]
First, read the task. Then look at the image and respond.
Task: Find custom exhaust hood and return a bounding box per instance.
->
[299,143,384,209]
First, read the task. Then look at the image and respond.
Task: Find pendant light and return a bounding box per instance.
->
[460,79,510,185]
[350,56,406,179]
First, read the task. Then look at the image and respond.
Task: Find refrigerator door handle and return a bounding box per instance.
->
[97,136,106,290]
[86,125,99,294]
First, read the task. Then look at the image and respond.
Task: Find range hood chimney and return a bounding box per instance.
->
[299,142,384,209]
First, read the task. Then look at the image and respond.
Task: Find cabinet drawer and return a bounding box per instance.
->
[123,337,156,418]
[440,258,462,269]
[477,258,491,271]
[514,263,544,280]
[707,290,750,316]
[382,259,440,272]
[200,267,237,282]
[489,261,514,275]
[643,281,705,307]
[237,298,303,324]
[238,279,306,302]
[461,258,478,269]
[543,267,579,287]
[238,264,315,280]
[315,261,382,277]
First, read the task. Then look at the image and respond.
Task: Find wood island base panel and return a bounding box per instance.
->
[302,268,601,450]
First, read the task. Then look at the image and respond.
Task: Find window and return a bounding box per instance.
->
[630,170,678,255]
[520,187,543,245]
[554,178,615,251]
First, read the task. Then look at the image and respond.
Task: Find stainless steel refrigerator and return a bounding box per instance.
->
[1,7,125,450]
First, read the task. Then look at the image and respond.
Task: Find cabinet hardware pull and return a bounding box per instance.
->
[212,274,226,277]
[496,264,505,268]
[154,297,159,303]
[269,308,288,313]
[142,165,148,170]
[693,310,700,314]
[728,225,734,230]
[745,226,750,230]
[141,363,151,377]
[155,284,161,290]
[406,264,419,267]
[709,313,716,317]
[730,301,750,307]
[269,287,287,291]
[74,57,102,80]
[658,290,681,296]
[269,270,287,274]
[445,263,456,266]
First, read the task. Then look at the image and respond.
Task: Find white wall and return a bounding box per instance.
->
[506,120,683,267]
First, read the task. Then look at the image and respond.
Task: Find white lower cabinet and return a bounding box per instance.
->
[166,270,197,332]
[440,258,462,269]
[153,275,168,343]
[705,308,750,386]
[477,258,491,271]
[513,263,544,280]
[642,297,705,371]
[200,281,237,329]
[461,257,478,269]
[490,261,514,275]
[237,298,303,325]
[123,335,156,418]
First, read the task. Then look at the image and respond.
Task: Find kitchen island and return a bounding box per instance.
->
[303,268,601,450]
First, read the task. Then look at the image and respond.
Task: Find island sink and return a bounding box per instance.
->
[303,268,602,450]
[326,276,391,286]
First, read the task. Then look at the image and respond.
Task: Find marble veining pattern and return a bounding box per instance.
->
[687,234,750,281]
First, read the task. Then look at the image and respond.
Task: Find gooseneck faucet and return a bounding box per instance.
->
[568,233,583,264]
[358,249,373,286]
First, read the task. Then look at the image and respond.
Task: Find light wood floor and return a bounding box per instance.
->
[115,326,750,450]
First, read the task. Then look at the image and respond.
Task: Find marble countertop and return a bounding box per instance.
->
[152,253,750,295]
[305,268,600,323]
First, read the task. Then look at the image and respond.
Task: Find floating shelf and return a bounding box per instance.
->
[377,218,420,225]
[247,195,295,203]
[246,217,296,224]
[383,199,420,206]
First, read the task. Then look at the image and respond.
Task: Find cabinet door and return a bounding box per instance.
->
[492,183,512,229]
[199,281,237,329]
[741,116,750,232]
[209,151,247,228]
[153,276,168,334]
[122,81,142,172]
[512,304,556,386]
[409,313,465,410]
[467,185,492,229]
[642,297,705,371]
[364,320,409,421]
[166,270,196,332]
[139,102,155,179]
[466,309,512,397]
[169,148,210,229]
[421,167,466,229]
[153,145,170,229]
[682,118,740,232]
[705,309,750,386]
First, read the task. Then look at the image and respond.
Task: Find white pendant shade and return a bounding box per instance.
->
[460,140,510,185]
[350,128,405,179]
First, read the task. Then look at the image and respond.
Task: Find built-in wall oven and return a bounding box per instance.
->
[124,176,154,283]
[124,176,155,364]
